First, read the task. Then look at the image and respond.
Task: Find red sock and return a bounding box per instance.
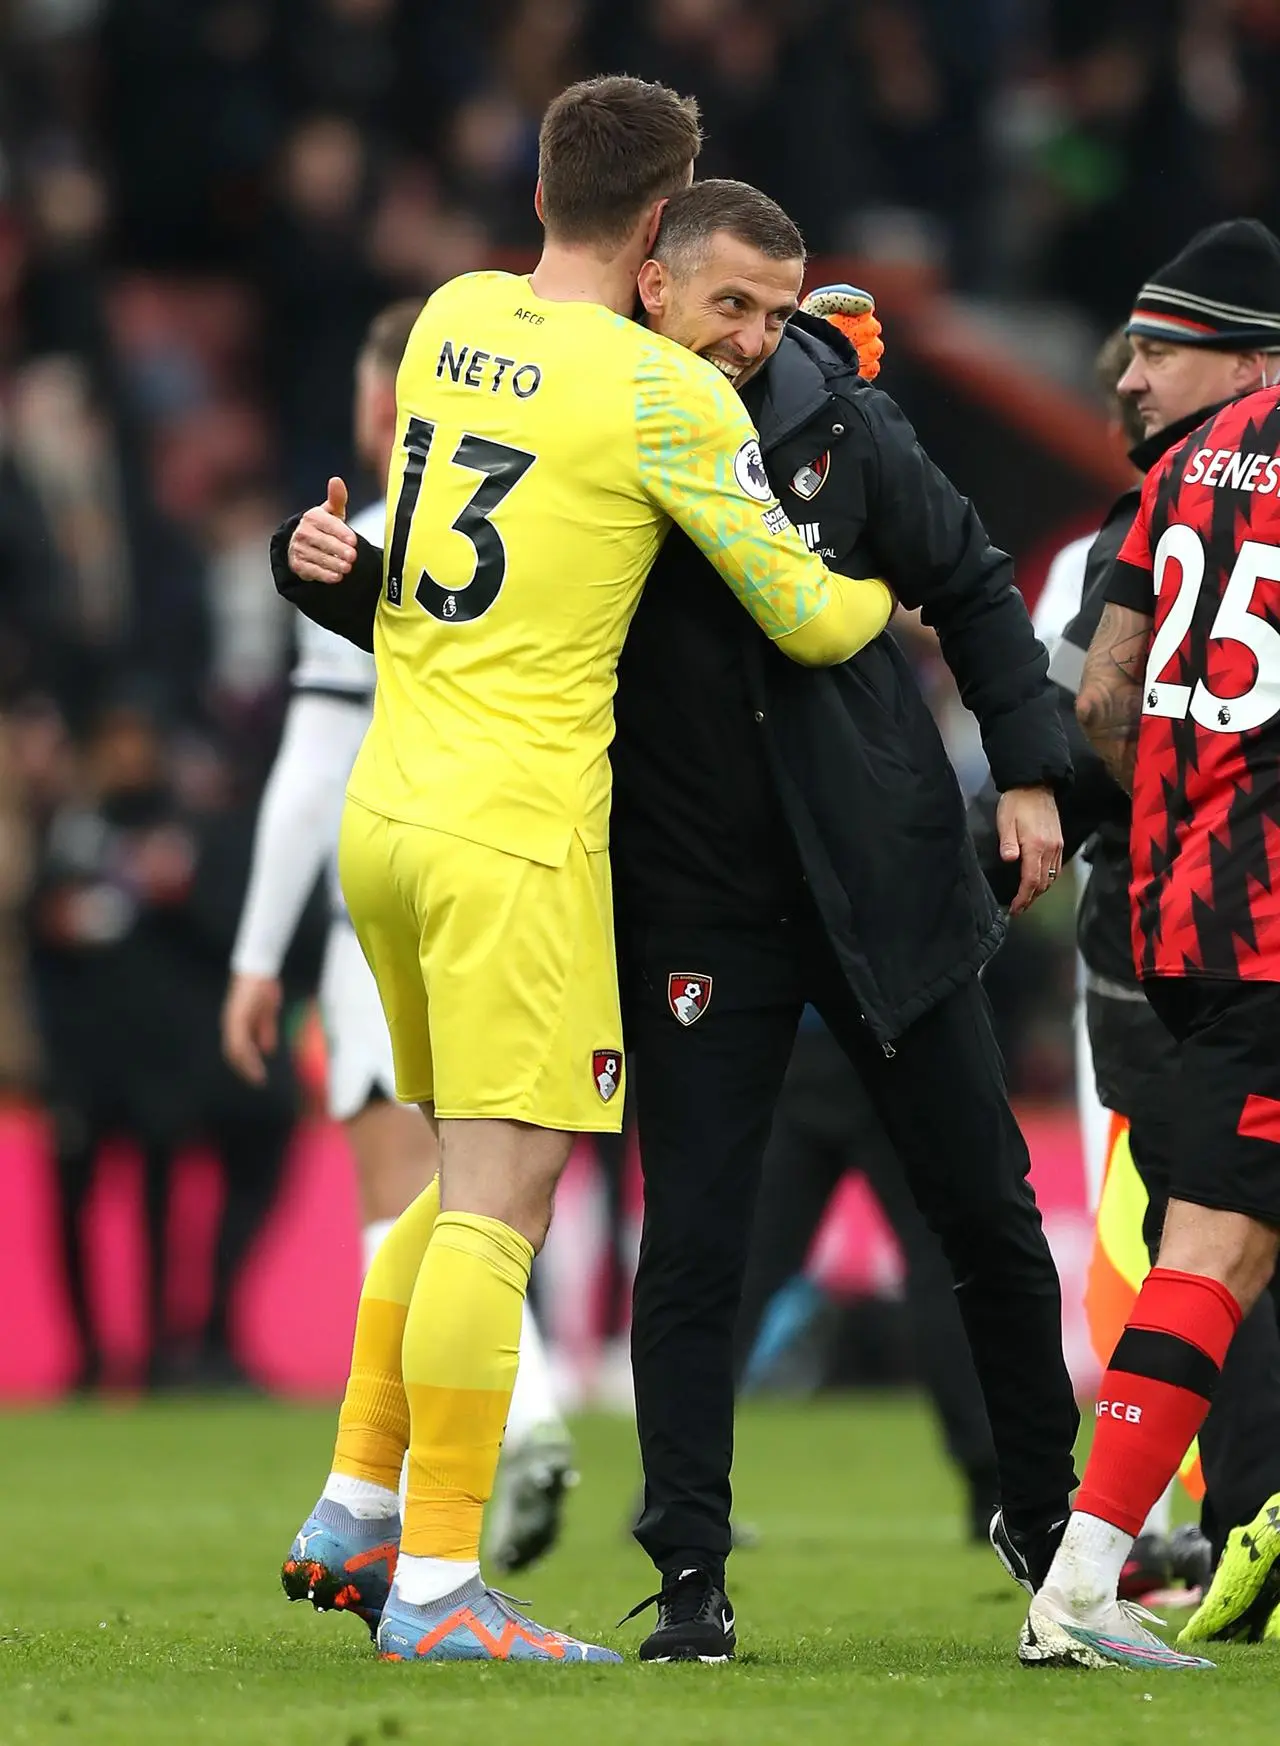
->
[1075,1267,1241,1536]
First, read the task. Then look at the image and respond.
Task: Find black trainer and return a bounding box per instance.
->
[1167,1522,1213,1593]
[620,1567,737,1663]
[1117,1530,1172,1601]
[989,1507,1068,1594]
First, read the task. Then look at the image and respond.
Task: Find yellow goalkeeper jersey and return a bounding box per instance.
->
[346,270,885,866]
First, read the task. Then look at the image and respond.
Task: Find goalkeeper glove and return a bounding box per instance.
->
[800,283,884,381]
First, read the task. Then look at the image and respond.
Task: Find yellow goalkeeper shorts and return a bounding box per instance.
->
[337,798,624,1131]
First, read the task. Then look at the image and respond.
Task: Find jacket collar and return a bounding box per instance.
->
[1128,399,1230,473]
[742,312,858,454]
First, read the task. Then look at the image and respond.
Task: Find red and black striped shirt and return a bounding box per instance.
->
[1108,386,1280,983]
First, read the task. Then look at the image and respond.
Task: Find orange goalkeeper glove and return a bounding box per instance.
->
[801,283,884,381]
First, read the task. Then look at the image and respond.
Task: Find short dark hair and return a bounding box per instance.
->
[1095,324,1144,447]
[652,178,805,274]
[538,75,701,246]
[361,299,425,374]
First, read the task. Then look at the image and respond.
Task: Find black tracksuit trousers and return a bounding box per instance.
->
[624,911,1080,1581]
[733,1021,998,1497]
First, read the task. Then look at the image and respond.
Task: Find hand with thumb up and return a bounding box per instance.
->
[287,475,360,584]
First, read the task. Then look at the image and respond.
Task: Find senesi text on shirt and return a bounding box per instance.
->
[1183,447,1280,493]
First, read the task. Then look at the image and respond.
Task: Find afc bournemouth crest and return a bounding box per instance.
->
[668,973,713,1027]
[790,451,830,501]
[593,1050,622,1102]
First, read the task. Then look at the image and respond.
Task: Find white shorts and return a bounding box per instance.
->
[319,918,398,1122]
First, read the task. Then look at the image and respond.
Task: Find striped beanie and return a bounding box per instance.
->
[1127,219,1280,350]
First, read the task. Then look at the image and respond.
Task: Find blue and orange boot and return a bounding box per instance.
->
[376,1574,621,1664]
[281,1498,400,1638]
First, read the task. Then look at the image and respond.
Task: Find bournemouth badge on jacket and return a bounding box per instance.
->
[593,1050,622,1102]
[790,451,829,501]
[668,973,713,1026]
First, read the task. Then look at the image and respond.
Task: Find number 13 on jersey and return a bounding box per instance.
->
[385,416,536,624]
[1145,526,1280,734]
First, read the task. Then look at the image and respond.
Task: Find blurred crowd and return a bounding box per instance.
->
[2,0,1270,1388]
[5,0,1280,720]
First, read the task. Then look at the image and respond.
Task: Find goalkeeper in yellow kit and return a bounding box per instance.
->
[279,76,893,1666]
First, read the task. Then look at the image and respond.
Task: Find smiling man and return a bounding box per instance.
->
[634,187,802,390]
[269,81,902,1674]
[274,175,1078,1665]
[609,181,1076,1661]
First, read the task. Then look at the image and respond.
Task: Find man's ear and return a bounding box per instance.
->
[643,196,670,256]
[534,178,545,225]
[1242,349,1276,391]
[636,258,667,317]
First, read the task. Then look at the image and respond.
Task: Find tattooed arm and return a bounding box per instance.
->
[1074,601,1152,793]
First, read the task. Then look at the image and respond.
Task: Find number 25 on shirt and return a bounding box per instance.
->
[1144,525,1280,734]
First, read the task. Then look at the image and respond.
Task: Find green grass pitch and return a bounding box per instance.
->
[3,1394,1280,1745]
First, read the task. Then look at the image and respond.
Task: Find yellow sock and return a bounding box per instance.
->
[332,1175,440,1491]
[402,1211,533,1561]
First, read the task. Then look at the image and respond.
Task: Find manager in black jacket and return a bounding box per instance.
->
[272,180,1079,1663]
